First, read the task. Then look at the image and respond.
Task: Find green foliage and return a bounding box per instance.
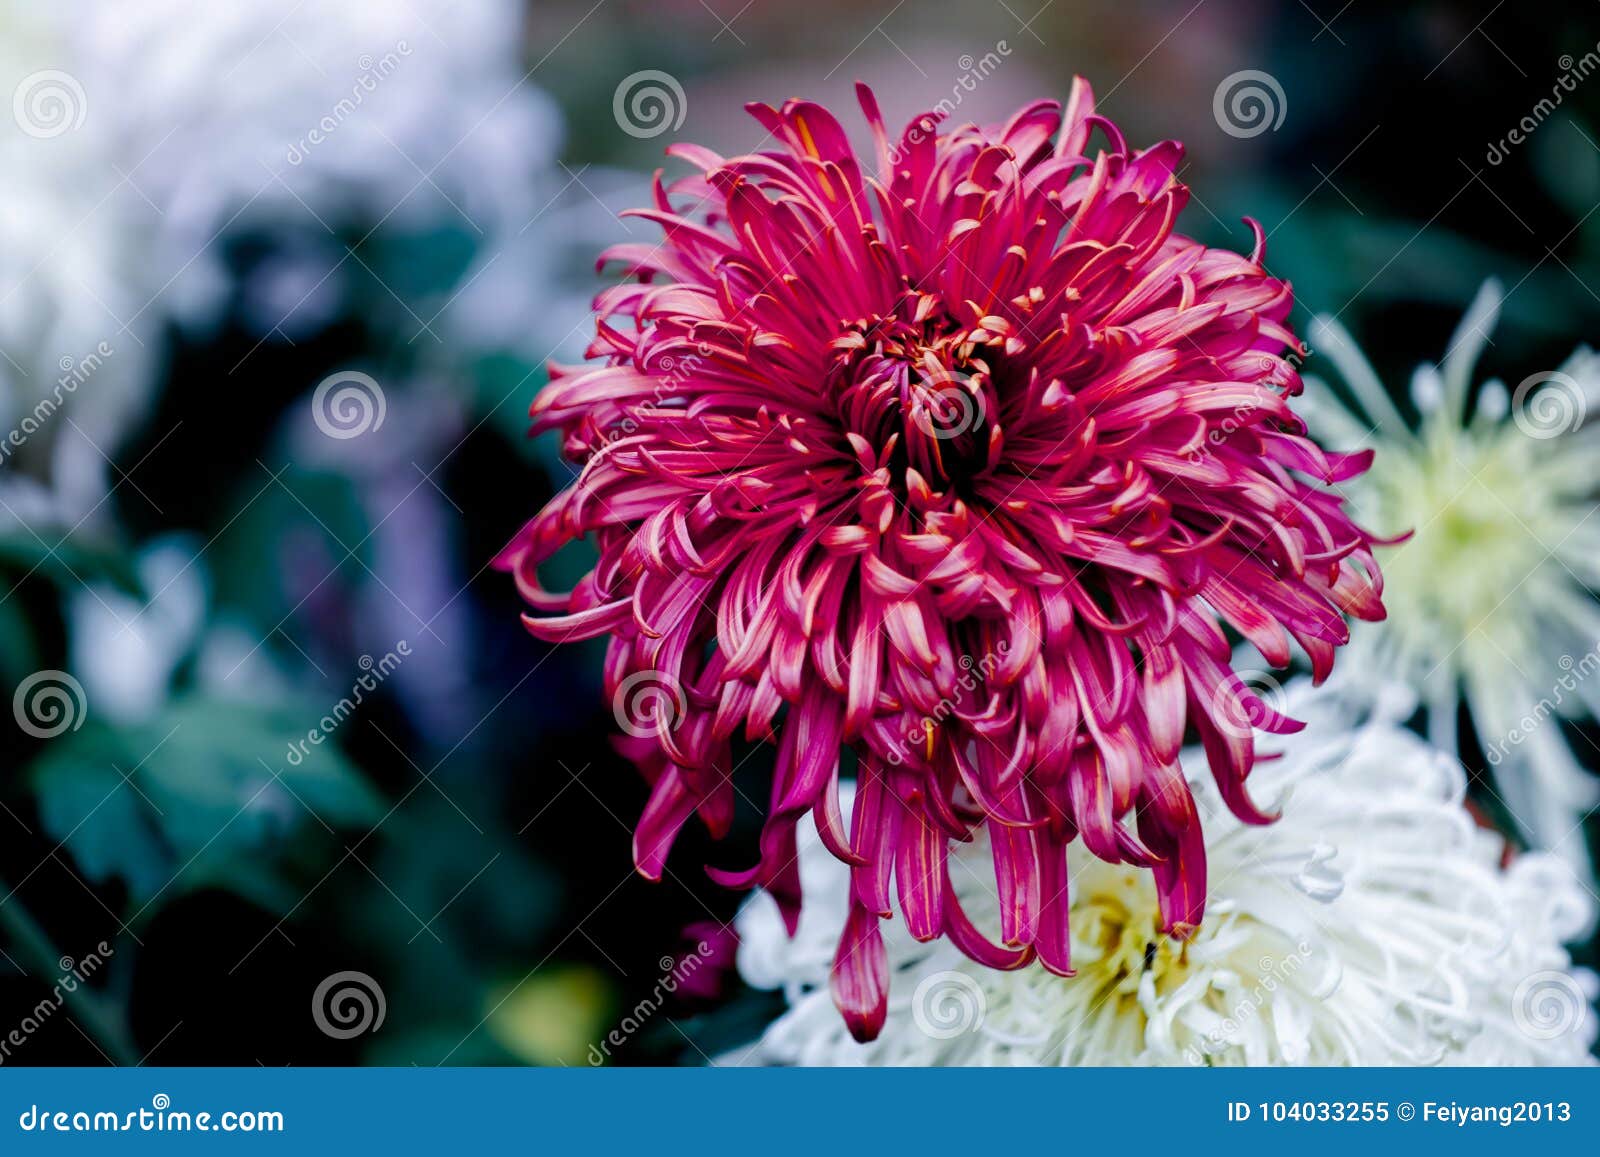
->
[0,529,143,599]
[210,467,369,620]
[0,595,41,683]
[30,696,383,919]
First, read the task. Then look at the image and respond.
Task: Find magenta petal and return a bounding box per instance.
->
[634,767,696,881]
[895,806,947,942]
[1142,644,1187,762]
[943,871,1034,970]
[708,815,803,935]
[990,820,1040,948]
[1137,760,1207,935]
[1035,835,1075,977]
[774,686,843,814]
[830,904,888,1043]
[812,770,864,865]
[849,757,898,917]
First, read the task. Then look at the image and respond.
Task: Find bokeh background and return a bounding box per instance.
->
[2,0,1598,1065]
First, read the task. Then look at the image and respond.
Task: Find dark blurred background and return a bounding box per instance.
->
[2,0,1598,1065]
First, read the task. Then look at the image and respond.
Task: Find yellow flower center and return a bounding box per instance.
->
[1070,870,1189,1004]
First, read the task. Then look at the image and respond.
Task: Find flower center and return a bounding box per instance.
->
[1070,868,1189,1003]
[828,311,1001,493]
[1371,435,1549,649]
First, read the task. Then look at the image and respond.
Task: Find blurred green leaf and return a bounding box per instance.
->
[476,353,548,453]
[210,467,368,624]
[0,595,40,684]
[0,530,142,598]
[30,696,383,917]
[363,225,478,308]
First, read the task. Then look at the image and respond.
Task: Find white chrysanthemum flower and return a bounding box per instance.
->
[1305,282,1600,871]
[45,0,568,338]
[726,681,1596,1066]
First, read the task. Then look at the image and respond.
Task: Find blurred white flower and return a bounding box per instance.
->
[53,0,571,339]
[3,0,604,518]
[66,532,289,722]
[67,534,206,723]
[2,1,154,510]
[727,680,1596,1066]
[1306,282,1600,873]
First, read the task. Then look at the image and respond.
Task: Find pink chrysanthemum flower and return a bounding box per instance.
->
[498,80,1385,1041]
